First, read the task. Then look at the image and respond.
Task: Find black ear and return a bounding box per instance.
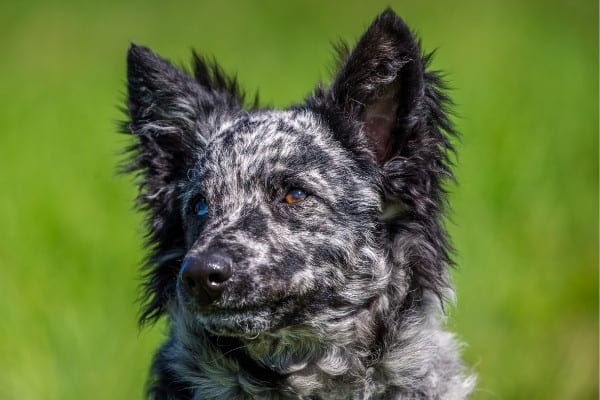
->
[315,9,455,214]
[125,44,204,192]
[128,44,201,137]
[325,9,426,164]
[126,43,244,149]
[124,43,245,209]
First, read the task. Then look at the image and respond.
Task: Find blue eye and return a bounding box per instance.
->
[193,198,209,217]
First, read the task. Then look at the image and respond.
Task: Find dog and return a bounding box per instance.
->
[122,8,475,399]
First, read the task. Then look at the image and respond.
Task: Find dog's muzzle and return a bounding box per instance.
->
[180,251,233,305]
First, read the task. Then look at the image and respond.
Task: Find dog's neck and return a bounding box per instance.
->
[163,290,472,399]
[209,315,383,398]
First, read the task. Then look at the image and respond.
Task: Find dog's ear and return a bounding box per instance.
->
[126,43,244,153]
[126,44,203,190]
[128,44,201,136]
[317,9,454,212]
[125,44,245,187]
[325,9,427,164]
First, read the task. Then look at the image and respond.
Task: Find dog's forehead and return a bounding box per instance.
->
[216,110,327,148]
[200,110,345,171]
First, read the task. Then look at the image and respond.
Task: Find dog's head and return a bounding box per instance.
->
[124,9,454,340]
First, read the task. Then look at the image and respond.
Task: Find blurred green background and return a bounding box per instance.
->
[0,0,597,399]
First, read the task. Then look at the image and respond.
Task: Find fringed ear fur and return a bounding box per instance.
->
[310,8,457,301]
[326,9,425,164]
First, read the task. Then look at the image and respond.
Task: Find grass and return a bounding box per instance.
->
[0,0,597,398]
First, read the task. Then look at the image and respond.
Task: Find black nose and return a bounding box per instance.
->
[180,252,233,305]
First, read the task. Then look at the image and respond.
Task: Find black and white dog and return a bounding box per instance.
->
[123,9,474,399]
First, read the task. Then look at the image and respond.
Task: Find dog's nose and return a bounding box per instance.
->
[180,252,233,304]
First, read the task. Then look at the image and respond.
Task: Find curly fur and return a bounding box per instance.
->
[121,9,475,399]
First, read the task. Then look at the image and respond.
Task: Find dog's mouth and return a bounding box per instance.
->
[193,305,274,337]
[182,295,302,337]
[201,300,273,314]
[188,292,290,313]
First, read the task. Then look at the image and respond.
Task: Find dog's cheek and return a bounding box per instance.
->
[276,248,325,296]
[273,228,357,297]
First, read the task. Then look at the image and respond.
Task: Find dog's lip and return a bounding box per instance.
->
[197,295,293,315]
[200,303,267,314]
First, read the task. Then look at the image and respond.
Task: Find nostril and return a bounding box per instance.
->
[181,273,195,289]
[208,271,229,285]
[181,264,200,295]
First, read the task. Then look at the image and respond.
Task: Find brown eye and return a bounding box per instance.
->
[284,188,307,204]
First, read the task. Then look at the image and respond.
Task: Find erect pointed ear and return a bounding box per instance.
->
[127,44,200,131]
[126,44,242,145]
[124,44,245,198]
[326,9,425,164]
[124,44,205,210]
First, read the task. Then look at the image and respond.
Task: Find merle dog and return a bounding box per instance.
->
[123,9,474,399]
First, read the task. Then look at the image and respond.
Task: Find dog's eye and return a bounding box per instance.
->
[192,197,209,217]
[284,189,307,204]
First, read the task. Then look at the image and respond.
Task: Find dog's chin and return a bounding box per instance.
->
[178,290,306,337]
